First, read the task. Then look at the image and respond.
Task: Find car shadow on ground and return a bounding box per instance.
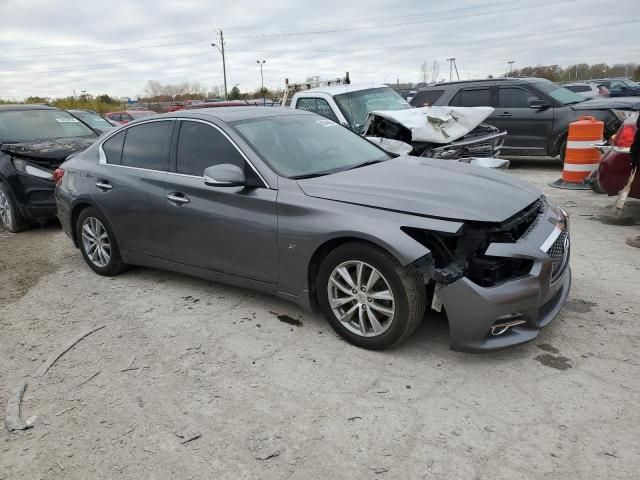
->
[502,156,561,170]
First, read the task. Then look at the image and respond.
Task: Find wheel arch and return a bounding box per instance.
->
[305,235,420,312]
[69,200,110,248]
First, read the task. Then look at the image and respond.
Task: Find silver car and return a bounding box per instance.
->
[55,108,571,352]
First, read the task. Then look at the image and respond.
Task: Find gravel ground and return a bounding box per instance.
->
[1,159,639,480]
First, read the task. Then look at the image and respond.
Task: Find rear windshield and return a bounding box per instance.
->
[0,109,97,142]
[534,81,586,105]
[411,89,445,107]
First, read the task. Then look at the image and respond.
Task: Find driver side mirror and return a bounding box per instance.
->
[529,100,550,110]
[203,164,245,187]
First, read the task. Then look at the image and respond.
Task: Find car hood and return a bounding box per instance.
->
[297,156,541,223]
[0,137,97,166]
[572,97,640,110]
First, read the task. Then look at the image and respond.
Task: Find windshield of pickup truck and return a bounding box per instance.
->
[534,82,586,105]
[0,109,97,143]
[232,114,390,179]
[334,87,411,132]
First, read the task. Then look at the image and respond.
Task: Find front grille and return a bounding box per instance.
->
[546,231,569,279]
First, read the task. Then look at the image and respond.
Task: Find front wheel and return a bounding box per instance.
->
[76,207,126,276]
[317,242,427,350]
[0,182,29,233]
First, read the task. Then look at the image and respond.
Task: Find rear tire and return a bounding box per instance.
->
[76,207,126,276]
[0,182,29,233]
[317,242,427,350]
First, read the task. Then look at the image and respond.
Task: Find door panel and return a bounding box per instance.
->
[491,87,553,151]
[164,174,278,283]
[88,165,169,257]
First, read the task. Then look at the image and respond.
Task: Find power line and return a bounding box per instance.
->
[227,0,575,39]
[0,51,211,76]
[227,19,640,54]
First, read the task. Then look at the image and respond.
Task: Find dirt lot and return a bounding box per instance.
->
[1,159,639,479]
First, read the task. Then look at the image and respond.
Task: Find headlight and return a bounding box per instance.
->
[12,158,54,180]
[612,109,636,122]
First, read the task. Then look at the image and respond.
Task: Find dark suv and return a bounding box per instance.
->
[410,78,640,158]
[0,105,98,232]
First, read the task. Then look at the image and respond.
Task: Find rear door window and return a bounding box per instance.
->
[176,121,244,176]
[497,87,541,108]
[411,89,445,106]
[102,130,125,165]
[121,121,172,171]
[295,98,339,122]
[451,88,491,107]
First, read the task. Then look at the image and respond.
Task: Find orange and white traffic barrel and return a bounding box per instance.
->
[551,116,604,189]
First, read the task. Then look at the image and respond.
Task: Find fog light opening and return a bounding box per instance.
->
[490,314,526,336]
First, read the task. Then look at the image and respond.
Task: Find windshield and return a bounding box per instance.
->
[0,109,97,143]
[534,81,586,105]
[232,114,390,179]
[130,111,157,119]
[334,87,411,132]
[71,111,113,129]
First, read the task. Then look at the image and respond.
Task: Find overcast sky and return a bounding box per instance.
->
[0,0,638,100]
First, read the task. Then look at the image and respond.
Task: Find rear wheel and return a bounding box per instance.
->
[0,182,29,233]
[76,207,126,276]
[317,242,427,350]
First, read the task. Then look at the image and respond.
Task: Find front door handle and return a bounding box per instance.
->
[95,180,113,191]
[167,192,190,205]
[497,112,513,117]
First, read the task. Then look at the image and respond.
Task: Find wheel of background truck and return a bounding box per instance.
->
[0,181,29,233]
[558,138,567,164]
[317,242,427,350]
[587,169,606,194]
[76,207,126,276]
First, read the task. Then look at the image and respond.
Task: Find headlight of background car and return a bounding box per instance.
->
[612,109,636,122]
[12,158,54,180]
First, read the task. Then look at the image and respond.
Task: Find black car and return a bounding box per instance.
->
[410,78,640,158]
[0,105,98,232]
[68,109,117,134]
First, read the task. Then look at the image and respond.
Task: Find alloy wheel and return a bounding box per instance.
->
[328,260,395,337]
[81,216,111,268]
[0,190,12,229]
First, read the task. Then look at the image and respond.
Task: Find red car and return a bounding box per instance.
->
[592,114,640,199]
[105,110,157,125]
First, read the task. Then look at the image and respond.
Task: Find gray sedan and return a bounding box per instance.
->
[55,107,571,352]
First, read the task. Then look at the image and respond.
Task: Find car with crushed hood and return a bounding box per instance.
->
[0,104,99,232]
[288,84,507,167]
[55,107,571,352]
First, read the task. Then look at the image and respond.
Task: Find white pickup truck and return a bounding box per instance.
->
[288,84,507,164]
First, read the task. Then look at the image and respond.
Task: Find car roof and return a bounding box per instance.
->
[159,106,310,123]
[0,104,59,112]
[419,77,550,89]
[295,84,390,96]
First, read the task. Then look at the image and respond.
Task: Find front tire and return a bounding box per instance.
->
[317,242,427,350]
[0,182,29,233]
[76,207,125,276]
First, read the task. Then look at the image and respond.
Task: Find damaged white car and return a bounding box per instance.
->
[289,84,507,168]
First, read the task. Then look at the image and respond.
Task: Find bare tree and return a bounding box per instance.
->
[145,80,163,104]
[429,61,440,84]
[419,62,428,84]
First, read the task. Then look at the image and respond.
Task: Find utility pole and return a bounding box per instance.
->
[211,30,228,100]
[257,60,266,105]
[453,59,460,81]
[446,58,455,82]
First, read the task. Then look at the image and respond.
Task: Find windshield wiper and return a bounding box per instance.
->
[344,158,386,171]
[291,172,332,180]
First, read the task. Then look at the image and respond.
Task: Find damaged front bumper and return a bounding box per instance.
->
[435,206,571,353]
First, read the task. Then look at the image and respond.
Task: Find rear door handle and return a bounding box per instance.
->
[167,192,190,205]
[497,112,513,117]
[95,180,113,191]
